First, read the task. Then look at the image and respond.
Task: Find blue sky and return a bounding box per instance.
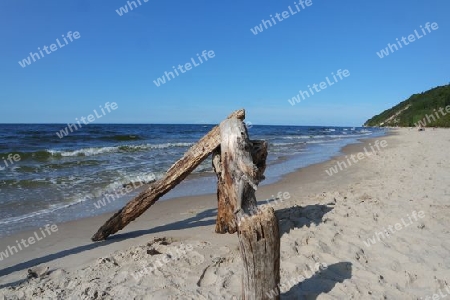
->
[0,0,449,126]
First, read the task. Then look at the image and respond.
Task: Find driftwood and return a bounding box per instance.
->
[91,109,280,299]
[213,137,267,234]
[215,118,262,229]
[91,109,245,241]
[237,207,280,300]
[215,119,279,298]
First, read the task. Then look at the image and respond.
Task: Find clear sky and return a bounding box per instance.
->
[0,0,449,126]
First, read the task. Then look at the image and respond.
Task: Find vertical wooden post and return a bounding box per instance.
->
[212,120,267,234]
[237,206,280,300]
[213,118,280,299]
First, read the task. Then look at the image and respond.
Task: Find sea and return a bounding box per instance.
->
[0,124,385,238]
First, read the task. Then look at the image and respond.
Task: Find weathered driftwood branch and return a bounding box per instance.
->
[91,109,245,241]
[213,137,267,234]
[213,118,279,299]
[212,118,267,233]
[238,206,280,300]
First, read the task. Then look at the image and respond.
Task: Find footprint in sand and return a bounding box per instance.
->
[355,248,369,264]
[197,264,219,287]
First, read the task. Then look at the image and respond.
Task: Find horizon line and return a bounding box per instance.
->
[0,123,367,127]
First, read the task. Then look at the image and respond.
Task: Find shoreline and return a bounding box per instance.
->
[0,133,390,282]
[0,130,385,239]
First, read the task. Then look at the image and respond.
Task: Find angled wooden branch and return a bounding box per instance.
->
[91,109,245,241]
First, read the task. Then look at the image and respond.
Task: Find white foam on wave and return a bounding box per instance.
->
[0,172,161,226]
[47,142,194,157]
[47,147,117,157]
[146,142,193,149]
[272,142,300,146]
[281,135,313,140]
[306,140,334,144]
[0,194,90,226]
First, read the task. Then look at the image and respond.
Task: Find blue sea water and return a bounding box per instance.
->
[0,124,385,237]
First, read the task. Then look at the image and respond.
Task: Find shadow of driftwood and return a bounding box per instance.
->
[0,201,333,288]
[0,278,27,290]
[111,207,217,240]
[275,204,334,237]
[0,207,218,282]
[0,239,118,285]
[281,262,352,299]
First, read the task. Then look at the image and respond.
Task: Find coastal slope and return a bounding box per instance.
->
[364,84,450,127]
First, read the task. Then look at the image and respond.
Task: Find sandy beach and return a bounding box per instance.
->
[1,128,449,299]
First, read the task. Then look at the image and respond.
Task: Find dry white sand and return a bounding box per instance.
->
[1,128,449,299]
